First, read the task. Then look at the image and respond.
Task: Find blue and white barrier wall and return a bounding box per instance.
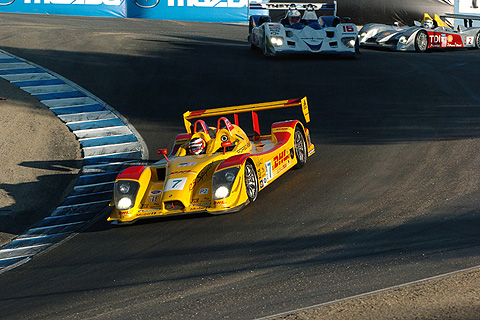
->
[0,0,127,18]
[0,0,248,22]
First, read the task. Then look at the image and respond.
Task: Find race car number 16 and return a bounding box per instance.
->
[164,177,187,191]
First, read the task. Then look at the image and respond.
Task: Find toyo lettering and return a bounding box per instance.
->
[167,0,246,7]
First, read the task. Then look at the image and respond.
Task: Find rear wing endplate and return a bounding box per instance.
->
[183,97,310,136]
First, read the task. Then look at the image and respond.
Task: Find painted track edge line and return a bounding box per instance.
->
[2,51,148,160]
[0,49,148,274]
[254,264,480,320]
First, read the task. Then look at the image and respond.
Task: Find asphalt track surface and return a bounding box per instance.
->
[1,13,480,319]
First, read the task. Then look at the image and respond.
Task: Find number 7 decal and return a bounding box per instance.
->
[164,178,187,191]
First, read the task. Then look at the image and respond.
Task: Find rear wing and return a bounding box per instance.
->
[444,13,480,21]
[444,13,480,27]
[183,97,310,137]
[249,1,337,15]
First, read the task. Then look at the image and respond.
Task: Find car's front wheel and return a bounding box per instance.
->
[244,161,258,202]
[475,31,480,49]
[415,30,428,52]
[293,126,307,169]
[262,30,274,57]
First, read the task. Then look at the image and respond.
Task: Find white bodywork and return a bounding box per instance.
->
[359,21,480,52]
[250,20,358,56]
[358,23,409,48]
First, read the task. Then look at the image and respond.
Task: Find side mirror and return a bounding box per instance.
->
[221,141,233,155]
[157,148,170,163]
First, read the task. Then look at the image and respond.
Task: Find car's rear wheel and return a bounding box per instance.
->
[415,30,428,52]
[293,126,307,169]
[244,161,258,202]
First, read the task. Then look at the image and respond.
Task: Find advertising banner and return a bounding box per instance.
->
[0,0,455,24]
[126,0,248,22]
[0,0,126,17]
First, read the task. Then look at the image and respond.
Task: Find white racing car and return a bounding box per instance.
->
[248,1,359,57]
[359,13,480,52]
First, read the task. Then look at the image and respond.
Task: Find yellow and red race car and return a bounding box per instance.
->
[108,97,315,224]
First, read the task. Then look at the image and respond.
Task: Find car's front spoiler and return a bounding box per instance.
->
[109,201,249,225]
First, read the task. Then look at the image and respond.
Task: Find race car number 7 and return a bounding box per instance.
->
[164,177,187,191]
[265,161,273,181]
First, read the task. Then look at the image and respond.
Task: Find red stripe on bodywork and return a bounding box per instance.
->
[217,154,250,171]
[176,133,192,140]
[188,110,206,117]
[170,133,192,156]
[426,31,464,48]
[253,120,298,156]
[284,98,301,106]
[117,166,146,180]
[272,120,298,129]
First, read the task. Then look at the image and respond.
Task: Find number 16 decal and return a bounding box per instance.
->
[164,178,187,191]
[343,25,355,33]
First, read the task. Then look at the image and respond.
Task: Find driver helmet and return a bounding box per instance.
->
[189,137,206,155]
[287,9,301,24]
[423,19,434,29]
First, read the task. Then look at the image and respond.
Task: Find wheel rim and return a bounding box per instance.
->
[476,33,480,49]
[417,32,428,51]
[295,130,306,164]
[244,163,258,201]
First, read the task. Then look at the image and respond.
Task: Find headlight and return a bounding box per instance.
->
[398,36,407,44]
[214,186,230,199]
[270,36,284,47]
[212,167,240,200]
[119,183,130,193]
[341,37,356,48]
[117,197,133,210]
[114,180,140,210]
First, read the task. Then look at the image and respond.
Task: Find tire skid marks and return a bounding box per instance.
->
[0,50,148,274]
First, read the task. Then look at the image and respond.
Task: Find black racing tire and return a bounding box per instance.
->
[262,30,274,57]
[249,36,257,51]
[354,38,361,59]
[415,30,428,52]
[293,126,307,169]
[244,161,258,202]
[475,31,480,49]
